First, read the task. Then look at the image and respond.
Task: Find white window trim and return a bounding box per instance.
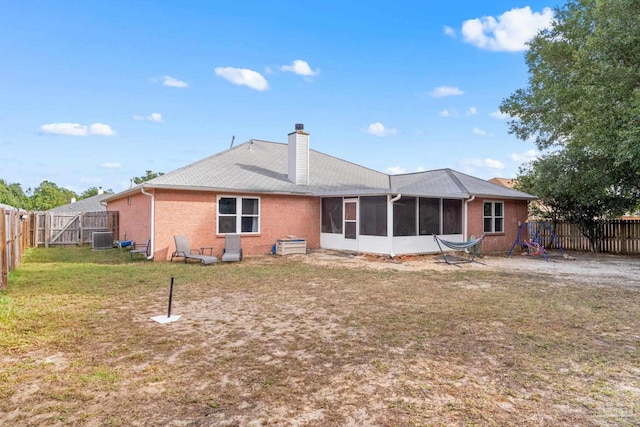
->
[483,200,504,233]
[217,195,261,235]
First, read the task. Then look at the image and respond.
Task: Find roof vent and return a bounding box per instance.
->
[295,123,304,131]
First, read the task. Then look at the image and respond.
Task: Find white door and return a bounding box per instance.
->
[343,199,358,251]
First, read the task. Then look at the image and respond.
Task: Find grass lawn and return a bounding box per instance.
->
[1,247,639,426]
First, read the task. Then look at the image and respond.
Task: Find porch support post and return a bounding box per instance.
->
[388,194,401,258]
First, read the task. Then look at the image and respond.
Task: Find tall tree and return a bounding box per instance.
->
[501,0,640,248]
[29,180,78,211]
[131,170,164,185]
[0,179,28,209]
[517,146,636,250]
[80,187,112,199]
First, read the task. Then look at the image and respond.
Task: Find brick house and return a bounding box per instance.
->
[103,124,535,261]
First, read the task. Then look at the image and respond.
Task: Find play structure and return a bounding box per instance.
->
[508,221,566,261]
[434,233,487,265]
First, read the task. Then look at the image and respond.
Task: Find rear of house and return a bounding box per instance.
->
[104,125,535,260]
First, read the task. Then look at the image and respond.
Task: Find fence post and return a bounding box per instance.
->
[1,209,7,290]
[44,212,50,248]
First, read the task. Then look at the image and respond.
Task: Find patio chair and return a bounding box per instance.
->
[171,235,218,265]
[221,234,242,262]
[130,239,151,260]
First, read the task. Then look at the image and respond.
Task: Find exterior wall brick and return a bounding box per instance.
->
[467,198,529,253]
[107,192,152,247]
[112,189,320,261]
[108,188,528,259]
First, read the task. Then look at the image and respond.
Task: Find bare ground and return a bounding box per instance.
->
[2,249,639,426]
[303,249,640,286]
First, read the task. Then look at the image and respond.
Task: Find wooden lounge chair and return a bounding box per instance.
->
[221,234,242,262]
[171,235,218,265]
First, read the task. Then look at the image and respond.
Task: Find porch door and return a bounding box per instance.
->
[344,199,357,240]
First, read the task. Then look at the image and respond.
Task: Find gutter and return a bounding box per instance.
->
[388,194,402,258]
[140,187,155,260]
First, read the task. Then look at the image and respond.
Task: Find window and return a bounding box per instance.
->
[393,196,416,236]
[359,196,387,236]
[419,198,440,235]
[321,197,343,233]
[218,196,260,234]
[442,199,462,234]
[484,201,504,233]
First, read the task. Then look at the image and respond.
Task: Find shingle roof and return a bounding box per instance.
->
[0,203,21,211]
[48,193,110,212]
[108,139,535,200]
[147,140,390,195]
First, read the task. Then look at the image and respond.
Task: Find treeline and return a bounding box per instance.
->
[0,179,110,211]
[0,171,163,211]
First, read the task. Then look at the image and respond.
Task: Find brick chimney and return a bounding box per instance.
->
[288,123,309,185]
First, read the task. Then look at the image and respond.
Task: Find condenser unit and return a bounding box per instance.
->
[92,231,113,250]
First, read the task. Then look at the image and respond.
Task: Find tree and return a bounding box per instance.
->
[131,170,164,185]
[501,0,640,249]
[29,180,78,211]
[80,187,112,199]
[516,146,637,251]
[0,179,28,209]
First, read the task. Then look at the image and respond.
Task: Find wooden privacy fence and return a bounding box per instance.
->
[33,211,119,247]
[536,219,640,254]
[1,208,30,290]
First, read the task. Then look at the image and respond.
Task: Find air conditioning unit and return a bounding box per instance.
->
[92,231,113,250]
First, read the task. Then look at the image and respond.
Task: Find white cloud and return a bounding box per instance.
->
[509,149,538,163]
[162,76,189,88]
[133,112,163,123]
[281,59,319,77]
[430,86,464,98]
[461,7,554,52]
[484,158,505,169]
[438,109,458,117]
[40,122,116,137]
[461,158,505,170]
[148,113,163,123]
[100,162,122,168]
[40,123,87,136]
[443,25,456,37]
[490,110,511,120]
[472,127,493,137]
[467,107,477,115]
[387,165,427,174]
[89,123,116,136]
[215,67,269,91]
[366,122,398,137]
[387,166,406,175]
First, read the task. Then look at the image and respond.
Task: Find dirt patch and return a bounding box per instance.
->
[2,250,639,426]
[302,249,640,287]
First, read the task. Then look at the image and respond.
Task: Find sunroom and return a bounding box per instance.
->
[319,195,467,256]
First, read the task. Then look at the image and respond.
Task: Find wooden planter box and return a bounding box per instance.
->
[276,239,307,255]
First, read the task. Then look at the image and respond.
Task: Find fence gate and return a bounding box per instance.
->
[34,211,119,247]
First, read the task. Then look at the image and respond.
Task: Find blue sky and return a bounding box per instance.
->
[0,1,561,194]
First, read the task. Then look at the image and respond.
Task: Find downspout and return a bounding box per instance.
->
[388,194,402,258]
[464,195,476,240]
[141,187,155,260]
